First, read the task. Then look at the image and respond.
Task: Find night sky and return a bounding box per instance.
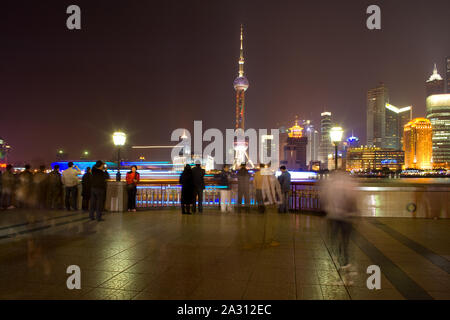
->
[1,0,450,165]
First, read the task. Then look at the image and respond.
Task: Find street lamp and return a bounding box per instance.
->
[112,131,126,181]
[329,126,344,170]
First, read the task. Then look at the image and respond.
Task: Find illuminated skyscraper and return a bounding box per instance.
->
[233,25,249,167]
[425,64,444,97]
[318,111,333,168]
[0,138,11,166]
[426,94,450,168]
[384,103,412,150]
[302,120,319,165]
[403,118,433,170]
[367,83,389,147]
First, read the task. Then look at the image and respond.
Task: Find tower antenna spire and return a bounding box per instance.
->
[239,24,245,77]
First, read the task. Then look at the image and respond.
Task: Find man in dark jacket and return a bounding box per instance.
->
[237,163,250,213]
[48,165,63,210]
[90,161,109,221]
[191,161,205,213]
[277,166,291,213]
[81,167,92,212]
[179,164,194,214]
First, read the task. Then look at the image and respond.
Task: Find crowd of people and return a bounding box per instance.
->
[0,161,142,217]
[0,164,66,210]
[1,159,358,268]
[0,162,104,219]
[179,162,292,215]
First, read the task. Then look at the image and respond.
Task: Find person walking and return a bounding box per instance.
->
[33,165,48,209]
[61,162,81,211]
[237,163,250,213]
[1,165,15,209]
[81,167,92,212]
[48,165,63,210]
[218,165,232,212]
[126,165,140,212]
[191,161,205,213]
[253,165,266,213]
[179,164,194,214]
[320,171,359,269]
[277,166,291,213]
[90,161,109,221]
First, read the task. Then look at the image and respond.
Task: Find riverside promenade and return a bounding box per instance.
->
[0,208,449,300]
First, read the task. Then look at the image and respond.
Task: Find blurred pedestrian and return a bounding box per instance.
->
[179,164,194,214]
[48,165,63,210]
[62,162,81,211]
[320,171,358,269]
[90,161,108,221]
[237,163,250,213]
[81,167,92,212]
[33,165,48,209]
[253,165,265,213]
[219,164,232,212]
[126,165,140,212]
[277,165,291,213]
[192,161,205,213]
[261,166,282,206]
[1,165,15,209]
[17,164,33,208]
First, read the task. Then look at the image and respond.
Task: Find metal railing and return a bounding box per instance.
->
[135,180,322,212]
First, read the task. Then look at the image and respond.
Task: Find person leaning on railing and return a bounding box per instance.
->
[277,165,291,213]
[218,164,232,212]
[126,165,140,212]
[90,161,109,222]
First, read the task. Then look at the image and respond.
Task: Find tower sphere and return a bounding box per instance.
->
[233,76,249,91]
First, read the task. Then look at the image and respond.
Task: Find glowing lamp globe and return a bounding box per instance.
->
[329,127,344,144]
[113,132,126,146]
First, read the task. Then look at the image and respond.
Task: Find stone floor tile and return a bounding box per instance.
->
[243,281,296,300]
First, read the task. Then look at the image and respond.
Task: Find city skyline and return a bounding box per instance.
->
[1,1,450,164]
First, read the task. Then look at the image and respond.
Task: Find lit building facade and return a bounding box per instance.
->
[280,120,307,170]
[318,111,333,169]
[367,83,389,147]
[0,138,11,167]
[384,103,412,150]
[346,134,360,148]
[403,118,432,170]
[233,25,249,167]
[303,120,319,166]
[426,94,450,168]
[426,64,444,97]
[345,146,404,172]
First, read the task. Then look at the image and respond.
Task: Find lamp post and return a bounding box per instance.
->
[329,126,344,170]
[112,131,126,181]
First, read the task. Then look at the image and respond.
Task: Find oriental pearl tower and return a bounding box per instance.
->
[233,25,250,168]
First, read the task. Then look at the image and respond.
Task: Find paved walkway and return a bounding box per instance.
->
[0,208,449,300]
